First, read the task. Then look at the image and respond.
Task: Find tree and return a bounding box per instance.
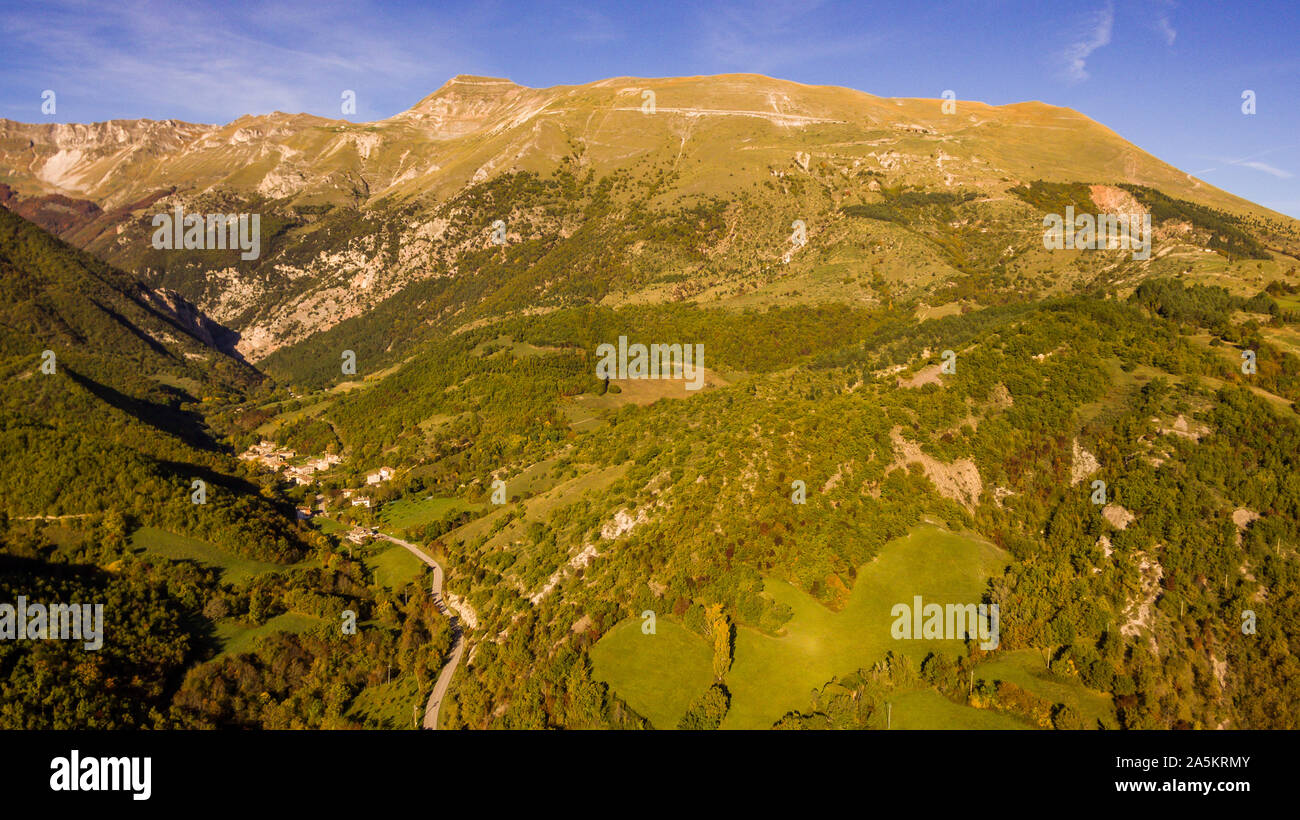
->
[705,603,733,680]
[1052,704,1083,730]
[677,684,730,730]
[101,508,127,549]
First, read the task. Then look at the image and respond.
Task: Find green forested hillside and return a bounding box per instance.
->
[4,71,1300,731]
[0,209,479,729]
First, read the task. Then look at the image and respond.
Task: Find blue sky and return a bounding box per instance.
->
[2,0,1297,216]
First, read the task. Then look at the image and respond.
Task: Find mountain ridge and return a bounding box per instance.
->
[0,72,1286,219]
[2,72,1297,364]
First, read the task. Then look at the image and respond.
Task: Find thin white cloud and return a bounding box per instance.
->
[0,0,476,123]
[697,1,883,74]
[565,7,621,43]
[1151,0,1177,46]
[1155,16,1177,46]
[1237,161,1293,179]
[1193,148,1295,180]
[1061,2,1115,83]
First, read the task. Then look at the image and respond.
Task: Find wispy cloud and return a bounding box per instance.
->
[565,7,621,44]
[1236,160,1293,179]
[1060,2,1115,83]
[1194,148,1295,179]
[1152,0,1177,46]
[696,1,883,75]
[0,0,475,122]
[1155,16,1177,46]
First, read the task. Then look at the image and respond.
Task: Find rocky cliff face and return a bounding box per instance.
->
[136,285,243,358]
[0,118,211,207]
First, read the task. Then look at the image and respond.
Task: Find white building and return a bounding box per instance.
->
[365,467,394,485]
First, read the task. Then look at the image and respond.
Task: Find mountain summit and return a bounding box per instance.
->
[1,73,1296,363]
[0,73,1274,215]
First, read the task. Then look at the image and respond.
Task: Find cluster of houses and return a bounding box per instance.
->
[239,439,397,520]
[286,453,341,485]
[238,440,295,469]
[238,440,351,487]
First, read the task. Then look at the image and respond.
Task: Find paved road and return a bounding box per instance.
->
[375,533,464,730]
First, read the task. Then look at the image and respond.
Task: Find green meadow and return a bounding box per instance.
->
[347,672,423,729]
[886,688,1031,729]
[253,397,332,435]
[129,526,285,585]
[589,617,714,729]
[313,516,347,535]
[379,495,476,532]
[214,612,325,658]
[592,524,1008,729]
[721,525,1007,728]
[975,649,1117,729]
[363,541,428,589]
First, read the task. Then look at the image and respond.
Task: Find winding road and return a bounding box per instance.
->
[375,533,464,730]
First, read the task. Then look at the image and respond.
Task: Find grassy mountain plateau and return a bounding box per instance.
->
[2,74,1299,730]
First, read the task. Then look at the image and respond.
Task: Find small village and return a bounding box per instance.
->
[237,439,394,545]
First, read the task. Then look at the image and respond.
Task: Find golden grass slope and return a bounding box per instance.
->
[1,73,1291,224]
